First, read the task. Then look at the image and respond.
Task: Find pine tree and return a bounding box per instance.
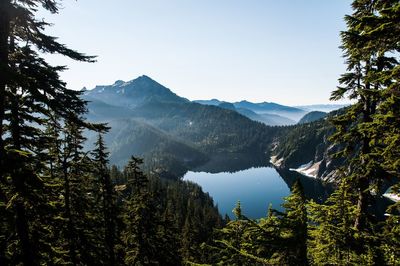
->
[0,1,94,264]
[308,179,357,265]
[122,156,159,265]
[367,1,400,263]
[329,0,400,263]
[330,0,400,232]
[92,132,120,265]
[280,180,308,265]
[60,116,102,264]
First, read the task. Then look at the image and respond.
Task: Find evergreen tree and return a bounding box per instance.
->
[60,116,104,265]
[330,0,399,231]
[328,0,399,263]
[92,132,120,265]
[0,1,94,264]
[280,180,308,265]
[122,156,160,265]
[308,179,358,265]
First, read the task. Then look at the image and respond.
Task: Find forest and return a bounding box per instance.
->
[0,0,400,265]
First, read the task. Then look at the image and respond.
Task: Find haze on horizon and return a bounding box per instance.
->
[41,0,352,106]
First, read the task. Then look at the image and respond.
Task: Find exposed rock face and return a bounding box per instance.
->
[270,117,344,183]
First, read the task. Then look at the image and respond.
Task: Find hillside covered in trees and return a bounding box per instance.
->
[1,0,400,265]
[82,76,282,176]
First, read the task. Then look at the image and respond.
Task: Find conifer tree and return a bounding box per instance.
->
[280,180,308,265]
[92,132,120,265]
[0,1,94,264]
[122,156,160,265]
[60,116,103,265]
[330,0,400,232]
[369,2,400,262]
[308,179,358,265]
[328,1,399,263]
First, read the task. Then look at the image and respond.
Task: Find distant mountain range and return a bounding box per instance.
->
[297,111,327,124]
[194,99,305,124]
[82,75,279,175]
[82,75,347,177]
[194,99,346,125]
[295,104,349,113]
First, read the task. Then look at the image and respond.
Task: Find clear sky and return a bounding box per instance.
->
[41,0,352,105]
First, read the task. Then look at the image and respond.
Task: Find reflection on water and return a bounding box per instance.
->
[183,165,332,219]
[184,167,290,219]
[277,168,334,203]
[185,153,391,220]
[191,152,269,173]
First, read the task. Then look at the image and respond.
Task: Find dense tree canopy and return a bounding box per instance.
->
[1,0,399,265]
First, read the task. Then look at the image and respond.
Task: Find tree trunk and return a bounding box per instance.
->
[0,6,10,262]
[63,158,78,266]
[0,0,10,182]
[8,30,37,263]
[354,74,372,231]
[104,172,115,265]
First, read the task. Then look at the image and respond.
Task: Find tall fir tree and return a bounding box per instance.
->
[330,0,400,231]
[308,179,358,265]
[0,1,95,264]
[122,156,160,265]
[92,132,120,265]
[280,180,308,265]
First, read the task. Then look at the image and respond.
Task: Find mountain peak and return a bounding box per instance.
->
[83,75,187,108]
[137,74,152,80]
[113,80,125,86]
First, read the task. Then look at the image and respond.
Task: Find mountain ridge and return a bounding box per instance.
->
[82,75,280,176]
[83,75,188,109]
[82,75,346,179]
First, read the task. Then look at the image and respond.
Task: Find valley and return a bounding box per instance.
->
[81,75,349,220]
[3,1,399,264]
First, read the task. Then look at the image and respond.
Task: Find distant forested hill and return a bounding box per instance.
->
[298,111,327,124]
[195,99,305,124]
[83,76,348,180]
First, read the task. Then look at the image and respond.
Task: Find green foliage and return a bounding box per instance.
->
[0,0,95,264]
[91,101,283,174]
[308,180,358,265]
[200,180,308,266]
[329,0,400,231]
[1,0,399,265]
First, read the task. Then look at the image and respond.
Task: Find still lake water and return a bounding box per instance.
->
[183,167,292,219]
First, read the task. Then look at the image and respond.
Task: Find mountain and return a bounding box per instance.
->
[194,99,221,106]
[83,76,281,176]
[298,111,327,124]
[233,101,306,121]
[270,109,348,182]
[84,96,135,121]
[195,99,304,115]
[85,118,207,177]
[236,108,296,125]
[214,101,295,125]
[84,75,349,178]
[233,100,303,114]
[218,102,236,111]
[195,99,299,125]
[127,101,278,154]
[295,104,349,112]
[83,75,188,109]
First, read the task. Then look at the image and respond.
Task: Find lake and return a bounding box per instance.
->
[185,167,286,219]
[183,165,333,219]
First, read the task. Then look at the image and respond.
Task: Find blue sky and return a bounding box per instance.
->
[42,0,352,105]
